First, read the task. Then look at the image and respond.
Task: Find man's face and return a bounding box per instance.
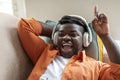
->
[53,23,84,58]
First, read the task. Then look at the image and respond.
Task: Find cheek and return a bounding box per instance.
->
[57,37,62,45]
[73,37,83,48]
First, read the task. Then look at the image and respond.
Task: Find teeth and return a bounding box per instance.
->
[63,43,70,46]
[63,43,72,47]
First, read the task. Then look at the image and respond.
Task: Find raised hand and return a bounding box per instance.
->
[92,6,109,37]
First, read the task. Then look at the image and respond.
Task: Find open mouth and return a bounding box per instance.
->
[61,43,73,53]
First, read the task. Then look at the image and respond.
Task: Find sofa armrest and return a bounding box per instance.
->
[0,13,33,80]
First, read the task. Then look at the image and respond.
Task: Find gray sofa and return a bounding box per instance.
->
[0,13,33,80]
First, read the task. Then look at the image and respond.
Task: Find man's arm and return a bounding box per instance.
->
[100,35,120,63]
[38,21,53,38]
[18,18,52,64]
[92,6,120,64]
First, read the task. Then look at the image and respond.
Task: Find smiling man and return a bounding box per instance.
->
[53,18,85,58]
[17,7,120,80]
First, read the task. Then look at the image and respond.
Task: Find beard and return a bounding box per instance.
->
[58,47,79,58]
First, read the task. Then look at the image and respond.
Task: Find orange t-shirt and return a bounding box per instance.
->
[17,18,120,80]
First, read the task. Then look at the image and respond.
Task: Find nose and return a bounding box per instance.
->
[63,34,71,41]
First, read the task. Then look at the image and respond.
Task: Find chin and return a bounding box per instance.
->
[60,51,76,58]
[60,54,72,58]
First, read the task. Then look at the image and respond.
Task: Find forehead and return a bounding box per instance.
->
[58,23,84,31]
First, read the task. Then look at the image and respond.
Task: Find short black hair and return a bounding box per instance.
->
[58,15,88,31]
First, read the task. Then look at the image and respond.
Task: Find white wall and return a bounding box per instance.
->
[12,0,26,17]
[25,0,120,40]
[0,0,13,15]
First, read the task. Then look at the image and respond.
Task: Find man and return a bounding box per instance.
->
[17,7,120,80]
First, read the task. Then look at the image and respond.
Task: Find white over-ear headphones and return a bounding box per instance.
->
[51,15,92,47]
[51,23,60,46]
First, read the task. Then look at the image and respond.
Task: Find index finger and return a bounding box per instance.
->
[94,5,99,18]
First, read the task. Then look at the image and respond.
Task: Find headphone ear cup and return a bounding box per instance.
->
[83,32,90,47]
[52,33,58,46]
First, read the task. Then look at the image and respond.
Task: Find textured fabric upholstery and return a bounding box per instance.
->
[0,13,33,80]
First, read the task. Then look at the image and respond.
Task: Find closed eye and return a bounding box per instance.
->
[69,31,79,37]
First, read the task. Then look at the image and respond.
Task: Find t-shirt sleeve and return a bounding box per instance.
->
[17,18,46,64]
[99,62,120,80]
